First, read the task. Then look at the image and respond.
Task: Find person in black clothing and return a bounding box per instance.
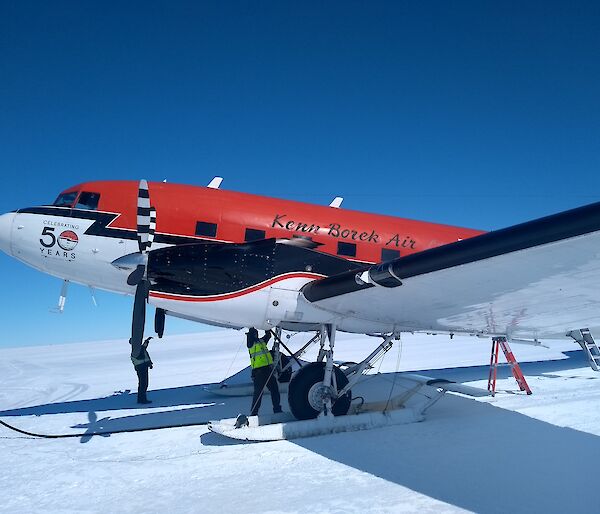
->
[131,336,153,404]
[247,328,282,416]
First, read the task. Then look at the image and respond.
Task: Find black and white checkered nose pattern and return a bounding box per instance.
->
[136,179,153,253]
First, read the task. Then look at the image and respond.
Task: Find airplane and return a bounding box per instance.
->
[1,178,600,426]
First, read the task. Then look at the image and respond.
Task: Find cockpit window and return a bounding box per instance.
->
[75,192,100,210]
[53,191,78,207]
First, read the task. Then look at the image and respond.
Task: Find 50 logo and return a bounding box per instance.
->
[40,227,79,250]
[40,227,78,260]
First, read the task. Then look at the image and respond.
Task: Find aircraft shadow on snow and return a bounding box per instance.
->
[0,384,251,436]
[288,349,600,513]
[294,391,600,514]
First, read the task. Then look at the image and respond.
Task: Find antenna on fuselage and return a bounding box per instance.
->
[329,197,343,208]
[207,177,223,189]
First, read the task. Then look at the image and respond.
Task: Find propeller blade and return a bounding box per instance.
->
[128,181,156,360]
[148,206,156,249]
[114,181,155,280]
[137,179,151,254]
[130,279,149,358]
[127,264,146,286]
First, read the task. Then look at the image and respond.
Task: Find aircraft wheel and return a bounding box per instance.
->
[288,362,351,420]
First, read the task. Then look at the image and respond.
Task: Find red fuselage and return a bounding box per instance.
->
[59,180,483,263]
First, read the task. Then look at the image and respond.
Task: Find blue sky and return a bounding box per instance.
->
[1,1,599,347]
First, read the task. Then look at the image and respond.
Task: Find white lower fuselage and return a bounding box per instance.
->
[4,210,394,334]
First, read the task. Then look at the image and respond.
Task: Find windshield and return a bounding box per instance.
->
[75,191,100,210]
[53,191,79,207]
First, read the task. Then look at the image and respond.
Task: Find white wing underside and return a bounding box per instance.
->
[307,228,600,340]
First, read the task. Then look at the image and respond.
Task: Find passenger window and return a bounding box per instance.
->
[196,221,218,238]
[53,191,78,207]
[245,228,265,241]
[337,241,356,257]
[381,248,400,261]
[75,192,100,210]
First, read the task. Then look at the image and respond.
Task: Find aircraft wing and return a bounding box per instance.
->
[302,201,600,340]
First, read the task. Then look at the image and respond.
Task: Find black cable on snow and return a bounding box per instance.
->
[0,417,209,439]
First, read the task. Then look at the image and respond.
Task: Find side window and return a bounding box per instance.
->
[381,248,400,261]
[196,221,217,238]
[75,191,100,210]
[337,241,356,257]
[53,191,78,207]
[245,228,265,241]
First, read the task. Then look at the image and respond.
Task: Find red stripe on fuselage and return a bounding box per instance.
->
[149,272,324,303]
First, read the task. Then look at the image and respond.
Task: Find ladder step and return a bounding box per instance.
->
[571,330,600,372]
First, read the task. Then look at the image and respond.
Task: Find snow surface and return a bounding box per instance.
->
[1,330,600,514]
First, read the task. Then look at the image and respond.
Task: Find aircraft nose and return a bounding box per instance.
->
[0,212,15,256]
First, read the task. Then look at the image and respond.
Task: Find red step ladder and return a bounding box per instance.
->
[487,336,532,396]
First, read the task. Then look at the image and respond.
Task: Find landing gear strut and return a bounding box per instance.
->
[287,325,397,420]
[288,362,351,419]
[288,324,351,419]
[208,328,492,441]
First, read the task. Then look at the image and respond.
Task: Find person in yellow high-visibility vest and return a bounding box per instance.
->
[247,327,282,416]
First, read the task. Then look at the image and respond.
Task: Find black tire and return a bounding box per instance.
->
[288,362,351,420]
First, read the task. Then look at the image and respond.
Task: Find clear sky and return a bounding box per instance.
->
[1,1,599,347]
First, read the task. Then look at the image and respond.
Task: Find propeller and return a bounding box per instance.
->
[129,180,156,360]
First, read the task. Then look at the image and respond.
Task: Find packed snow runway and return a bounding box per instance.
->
[1,330,600,513]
